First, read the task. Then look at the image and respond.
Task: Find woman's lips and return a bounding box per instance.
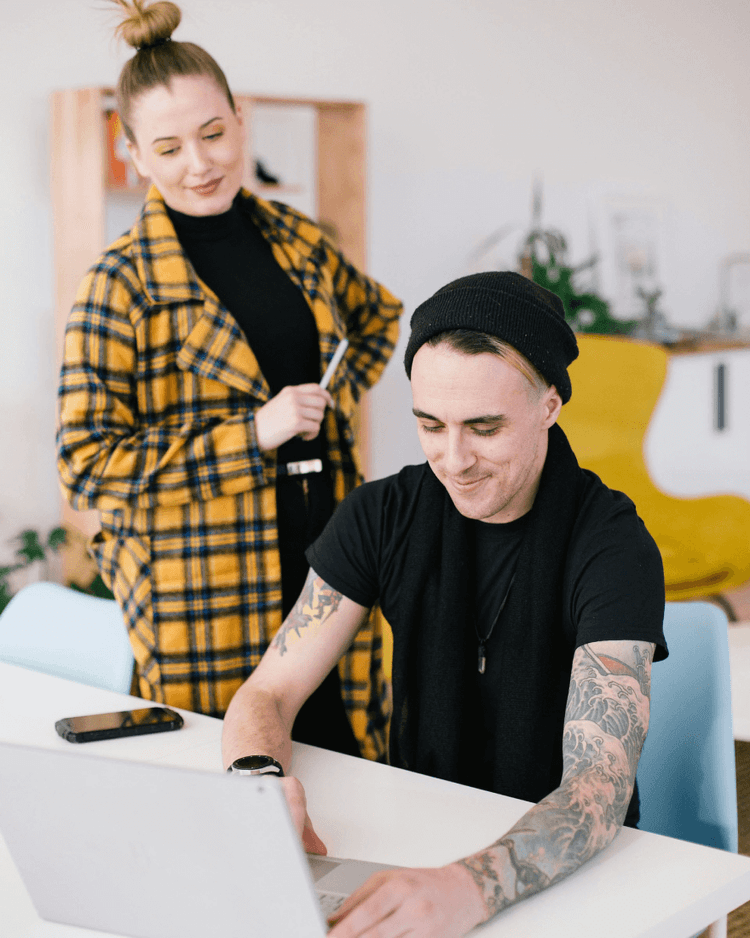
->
[191,178,222,195]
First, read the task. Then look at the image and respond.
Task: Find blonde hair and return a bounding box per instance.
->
[426,329,551,400]
[110,1,236,141]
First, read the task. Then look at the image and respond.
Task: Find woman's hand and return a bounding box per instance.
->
[255,384,334,452]
[280,776,327,855]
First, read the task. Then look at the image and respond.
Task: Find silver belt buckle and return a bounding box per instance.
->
[283,459,323,476]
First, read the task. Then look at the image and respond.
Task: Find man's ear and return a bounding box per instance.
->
[542,386,563,429]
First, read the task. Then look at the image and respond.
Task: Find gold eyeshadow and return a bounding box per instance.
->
[151,121,226,156]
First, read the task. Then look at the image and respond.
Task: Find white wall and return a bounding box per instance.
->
[1,0,749,557]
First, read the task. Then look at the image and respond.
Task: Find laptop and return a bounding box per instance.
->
[0,741,395,938]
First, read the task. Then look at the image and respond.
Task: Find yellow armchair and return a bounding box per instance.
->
[558,334,750,602]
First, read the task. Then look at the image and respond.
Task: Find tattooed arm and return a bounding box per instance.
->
[222,569,370,772]
[454,640,654,918]
[327,639,654,937]
[222,570,370,853]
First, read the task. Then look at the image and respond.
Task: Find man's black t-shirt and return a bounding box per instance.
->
[307,460,666,821]
[307,463,666,649]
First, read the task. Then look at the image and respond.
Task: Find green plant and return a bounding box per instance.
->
[0,527,67,613]
[0,526,114,614]
[69,574,115,600]
[523,229,637,335]
[520,184,639,336]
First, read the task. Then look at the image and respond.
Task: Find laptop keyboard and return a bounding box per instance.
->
[317,891,347,918]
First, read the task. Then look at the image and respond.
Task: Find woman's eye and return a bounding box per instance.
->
[204,131,224,140]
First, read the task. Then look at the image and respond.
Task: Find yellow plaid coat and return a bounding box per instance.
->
[57,187,402,760]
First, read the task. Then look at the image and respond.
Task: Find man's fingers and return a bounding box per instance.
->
[302,818,328,855]
[280,777,328,855]
[280,777,309,834]
[327,865,486,938]
[327,872,401,934]
[328,873,389,923]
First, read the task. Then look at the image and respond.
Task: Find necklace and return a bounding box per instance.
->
[475,572,516,674]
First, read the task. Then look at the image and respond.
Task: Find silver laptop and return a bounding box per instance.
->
[0,741,395,938]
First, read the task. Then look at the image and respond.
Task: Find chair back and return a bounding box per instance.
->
[0,582,134,694]
[559,334,750,600]
[637,601,737,852]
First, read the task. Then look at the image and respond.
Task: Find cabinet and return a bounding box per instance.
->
[50,87,369,538]
[645,340,750,501]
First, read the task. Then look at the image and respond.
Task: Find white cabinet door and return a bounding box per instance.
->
[645,348,750,500]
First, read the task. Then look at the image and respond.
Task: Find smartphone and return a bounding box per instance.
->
[55,707,184,743]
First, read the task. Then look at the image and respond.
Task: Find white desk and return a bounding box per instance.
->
[2,661,750,938]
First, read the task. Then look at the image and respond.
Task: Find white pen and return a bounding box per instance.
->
[319,338,349,389]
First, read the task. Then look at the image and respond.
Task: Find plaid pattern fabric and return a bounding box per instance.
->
[57,187,402,760]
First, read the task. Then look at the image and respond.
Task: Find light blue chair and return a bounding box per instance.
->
[637,601,737,938]
[0,581,134,694]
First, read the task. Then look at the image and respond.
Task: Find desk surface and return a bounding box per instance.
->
[2,661,750,938]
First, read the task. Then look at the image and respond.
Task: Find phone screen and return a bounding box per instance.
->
[55,707,184,743]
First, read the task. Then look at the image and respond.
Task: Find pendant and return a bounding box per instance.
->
[478,642,486,674]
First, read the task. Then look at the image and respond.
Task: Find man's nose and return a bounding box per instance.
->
[442,430,476,475]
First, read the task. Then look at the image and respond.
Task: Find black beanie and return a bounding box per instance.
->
[403,271,579,403]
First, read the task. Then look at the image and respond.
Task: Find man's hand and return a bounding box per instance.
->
[280,776,327,855]
[255,384,333,451]
[327,863,486,938]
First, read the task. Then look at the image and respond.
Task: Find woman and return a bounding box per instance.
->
[56,0,402,761]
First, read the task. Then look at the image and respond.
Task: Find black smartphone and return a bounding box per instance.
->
[55,707,184,743]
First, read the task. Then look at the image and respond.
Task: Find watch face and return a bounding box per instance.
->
[231,755,283,775]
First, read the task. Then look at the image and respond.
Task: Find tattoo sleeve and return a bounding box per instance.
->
[271,570,343,656]
[456,640,655,922]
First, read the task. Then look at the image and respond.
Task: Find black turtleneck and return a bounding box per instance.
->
[166,197,321,394]
[166,197,324,464]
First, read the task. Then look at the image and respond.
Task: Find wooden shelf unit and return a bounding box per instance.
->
[50,87,369,538]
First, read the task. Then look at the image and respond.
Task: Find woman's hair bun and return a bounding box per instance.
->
[113,0,182,50]
[111,0,235,140]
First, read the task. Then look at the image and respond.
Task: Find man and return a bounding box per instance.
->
[222,271,667,937]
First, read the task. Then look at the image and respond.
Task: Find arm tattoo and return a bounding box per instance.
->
[584,643,651,697]
[457,640,655,923]
[271,571,343,656]
[457,851,510,917]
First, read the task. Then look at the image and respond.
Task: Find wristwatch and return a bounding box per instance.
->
[227,755,285,777]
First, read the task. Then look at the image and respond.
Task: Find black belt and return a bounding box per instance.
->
[276,459,323,477]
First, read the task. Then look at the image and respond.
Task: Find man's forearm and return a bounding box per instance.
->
[456,639,653,926]
[221,571,369,772]
[455,763,623,920]
[221,683,293,771]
